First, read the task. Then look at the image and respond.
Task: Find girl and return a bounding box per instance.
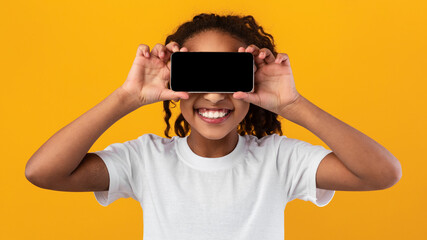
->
[25,13,402,240]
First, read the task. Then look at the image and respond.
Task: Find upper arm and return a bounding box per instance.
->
[316,152,375,191]
[30,153,110,192]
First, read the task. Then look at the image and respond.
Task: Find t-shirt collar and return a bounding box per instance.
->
[177,134,246,171]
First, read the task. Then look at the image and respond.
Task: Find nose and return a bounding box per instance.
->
[203,93,226,104]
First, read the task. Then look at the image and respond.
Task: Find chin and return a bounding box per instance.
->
[200,132,229,140]
[193,128,233,141]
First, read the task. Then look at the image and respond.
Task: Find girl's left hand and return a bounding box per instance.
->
[233,44,301,115]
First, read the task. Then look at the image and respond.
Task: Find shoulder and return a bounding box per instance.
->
[245,133,288,143]
[258,134,315,148]
[135,133,181,151]
[243,134,314,152]
[137,133,176,143]
[242,133,288,150]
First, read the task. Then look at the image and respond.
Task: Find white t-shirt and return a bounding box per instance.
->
[93,133,334,240]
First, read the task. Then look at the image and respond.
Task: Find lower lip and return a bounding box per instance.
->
[196,110,232,124]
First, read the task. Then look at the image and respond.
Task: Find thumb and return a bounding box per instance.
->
[161,89,189,102]
[233,91,259,105]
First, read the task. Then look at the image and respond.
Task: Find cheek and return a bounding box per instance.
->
[179,100,194,119]
[179,94,199,118]
[235,102,250,119]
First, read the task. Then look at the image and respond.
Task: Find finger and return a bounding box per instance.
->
[160,89,189,102]
[232,91,260,106]
[167,46,188,70]
[258,48,275,64]
[275,53,290,66]
[164,41,181,61]
[165,41,181,53]
[137,44,150,58]
[246,44,267,69]
[245,44,260,55]
[151,43,167,60]
[239,46,257,71]
[175,91,189,100]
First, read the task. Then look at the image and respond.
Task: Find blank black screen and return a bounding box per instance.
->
[170,52,254,92]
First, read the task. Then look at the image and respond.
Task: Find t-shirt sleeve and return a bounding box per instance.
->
[276,135,335,207]
[92,138,144,207]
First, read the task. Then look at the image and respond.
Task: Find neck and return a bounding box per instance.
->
[187,131,239,158]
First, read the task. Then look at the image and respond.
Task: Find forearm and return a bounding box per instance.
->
[25,87,141,180]
[279,95,402,185]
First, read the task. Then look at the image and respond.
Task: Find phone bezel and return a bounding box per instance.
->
[170,52,254,93]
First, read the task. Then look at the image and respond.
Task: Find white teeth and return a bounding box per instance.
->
[198,109,230,119]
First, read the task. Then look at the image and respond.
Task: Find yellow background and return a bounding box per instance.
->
[1,0,425,239]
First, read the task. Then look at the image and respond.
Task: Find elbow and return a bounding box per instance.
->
[25,162,66,190]
[25,166,41,187]
[25,164,49,189]
[387,161,403,188]
[373,158,403,190]
[25,158,39,186]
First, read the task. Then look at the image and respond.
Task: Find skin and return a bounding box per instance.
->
[124,28,402,191]
[179,30,251,158]
[175,29,402,190]
[25,28,402,192]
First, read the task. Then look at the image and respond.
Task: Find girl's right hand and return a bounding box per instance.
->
[120,42,189,107]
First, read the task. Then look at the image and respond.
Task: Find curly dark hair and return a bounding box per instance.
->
[163,12,283,139]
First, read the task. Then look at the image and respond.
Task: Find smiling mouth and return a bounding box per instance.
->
[195,108,233,119]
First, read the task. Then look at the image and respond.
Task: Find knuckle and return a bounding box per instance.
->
[138,44,148,50]
[154,43,165,49]
[166,41,181,51]
[263,48,272,54]
[168,41,180,46]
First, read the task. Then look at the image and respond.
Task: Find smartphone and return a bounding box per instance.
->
[170,52,254,93]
